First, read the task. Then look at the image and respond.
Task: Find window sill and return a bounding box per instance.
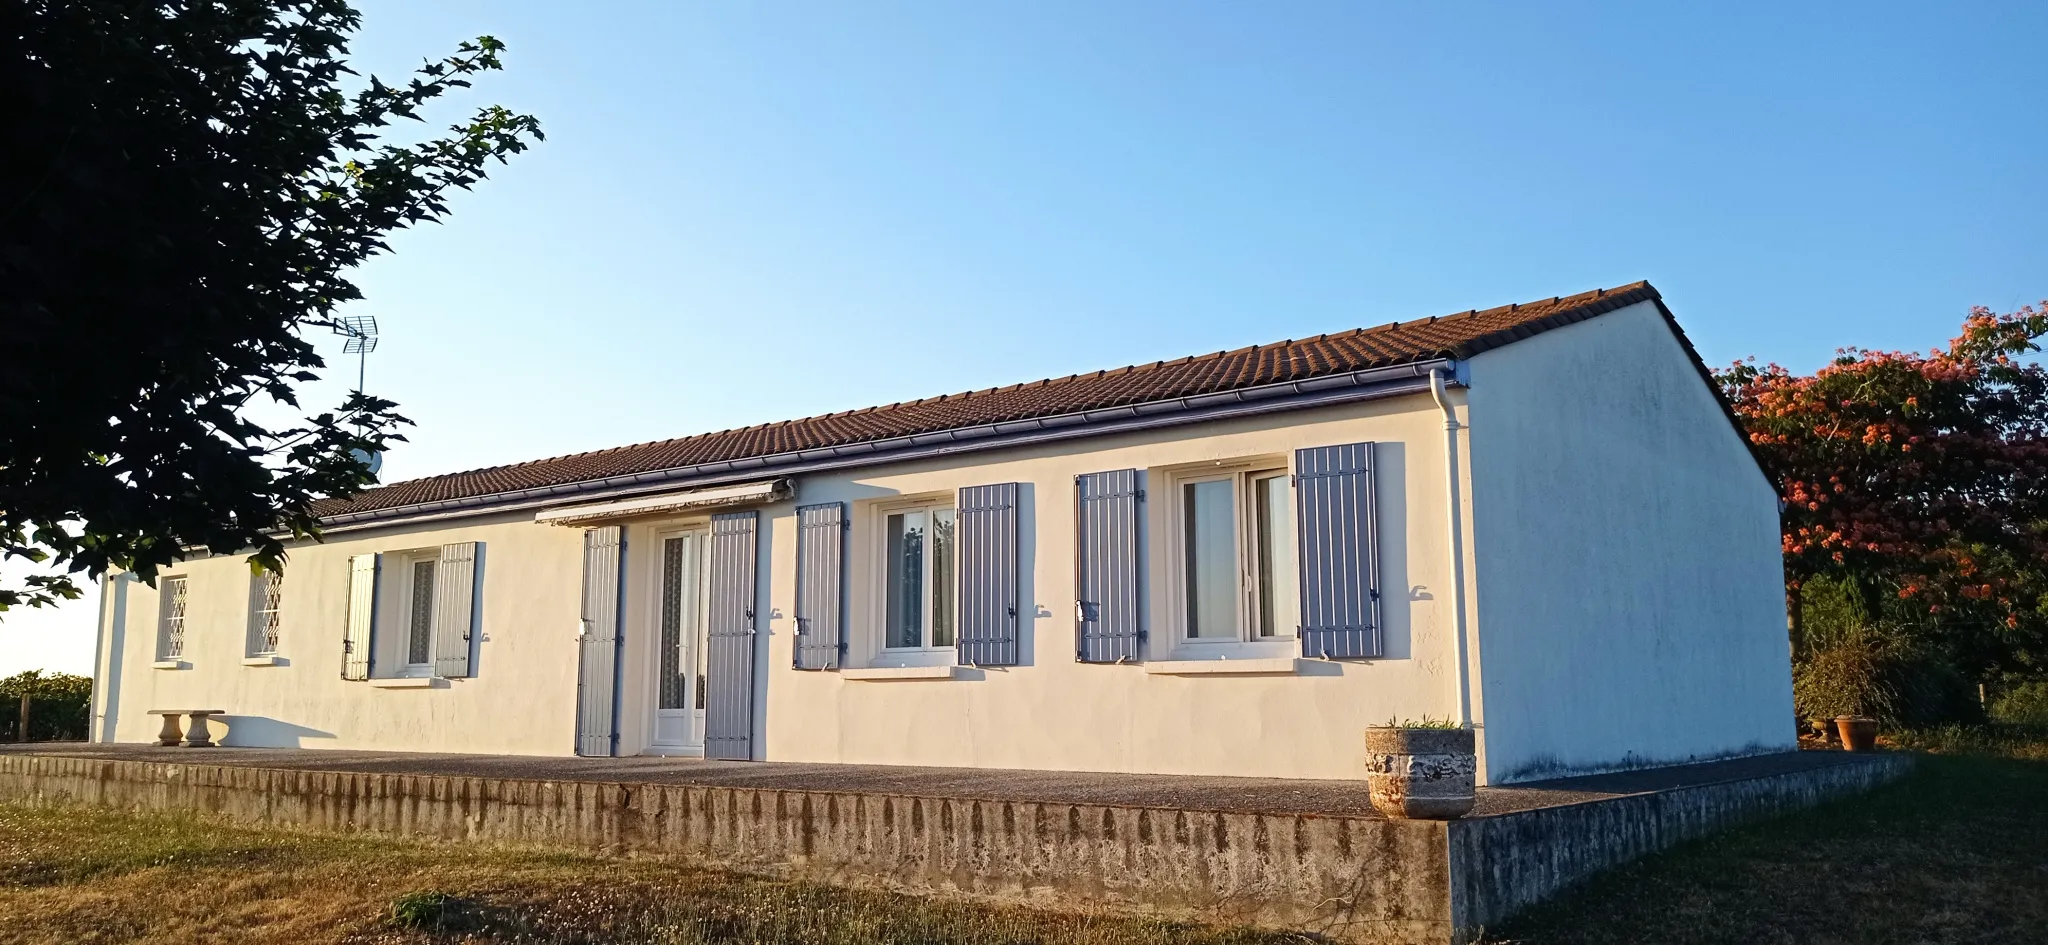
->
[1143,657,1308,676]
[841,665,969,681]
[151,660,188,671]
[368,677,443,689]
[241,655,284,667]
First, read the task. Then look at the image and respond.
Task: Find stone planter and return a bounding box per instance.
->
[1835,715,1879,752]
[1365,726,1477,820]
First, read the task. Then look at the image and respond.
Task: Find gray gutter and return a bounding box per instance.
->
[317,358,1461,535]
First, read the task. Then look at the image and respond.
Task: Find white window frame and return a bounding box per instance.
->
[640,520,713,742]
[245,570,283,657]
[389,549,440,678]
[1158,460,1299,659]
[865,496,958,666]
[155,575,189,662]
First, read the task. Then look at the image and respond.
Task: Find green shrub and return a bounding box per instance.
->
[390,889,457,931]
[0,670,92,741]
[1990,681,2048,725]
[1792,626,1974,726]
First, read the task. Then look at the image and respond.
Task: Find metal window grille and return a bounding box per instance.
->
[247,571,283,656]
[156,577,188,660]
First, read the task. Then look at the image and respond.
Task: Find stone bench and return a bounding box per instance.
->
[145,709,226,748]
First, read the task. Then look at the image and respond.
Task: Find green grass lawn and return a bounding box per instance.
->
[1,729,2042,944]
[1487,726,2048,945]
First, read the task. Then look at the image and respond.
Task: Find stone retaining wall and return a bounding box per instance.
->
[1448,752,1912,936]
[0,753,1455,944]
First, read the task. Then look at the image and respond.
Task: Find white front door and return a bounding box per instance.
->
[649,527,711,753]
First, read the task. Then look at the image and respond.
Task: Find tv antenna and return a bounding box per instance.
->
[332,315,384,476]
[334,315,380,393]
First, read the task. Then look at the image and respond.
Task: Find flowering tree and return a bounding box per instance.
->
[1719,305,2048,681]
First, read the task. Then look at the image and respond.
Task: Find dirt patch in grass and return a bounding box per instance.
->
[1487,728,2048,945]
[0,805,1305,945]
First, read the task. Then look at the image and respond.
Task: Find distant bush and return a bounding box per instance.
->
[1887,722,2048,761]
[0,670,92,741]
[1793,625,1975,726]
[1991,681,2048,725]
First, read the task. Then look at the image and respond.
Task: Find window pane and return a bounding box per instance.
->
[1256,474,1300,637]
[407,559,436,665]
[931,508,956,648]
[885,511,926,648]
[659,537,688,710]
[1183,480,1237,639]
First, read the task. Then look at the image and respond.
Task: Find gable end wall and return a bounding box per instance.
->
[1464,301,1794,782]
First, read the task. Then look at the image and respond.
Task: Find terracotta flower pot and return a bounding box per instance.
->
[1365,726,1476,820]
[1835,715,1879,752]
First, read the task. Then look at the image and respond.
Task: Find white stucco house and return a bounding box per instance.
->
[90,282,1795,784]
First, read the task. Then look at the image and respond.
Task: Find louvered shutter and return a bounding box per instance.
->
[1294,442,1382,659]
[575,527,625,756]
[342,554,378,680]
[1075,469,1142,663]
[956,482,1021,666]
[793,503,845,670]
[432,542,479,678]
[705,511,759,760]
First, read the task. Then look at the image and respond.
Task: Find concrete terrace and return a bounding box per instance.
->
[0,745,1909,944]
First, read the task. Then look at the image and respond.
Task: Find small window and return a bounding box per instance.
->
[881,503,957,650]
[155,576,189,660]
[404,556,437,672]
[1172,466,1297,643]
[247,570,283,656]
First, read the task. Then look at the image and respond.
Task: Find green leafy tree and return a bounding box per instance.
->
[1,1,542,610]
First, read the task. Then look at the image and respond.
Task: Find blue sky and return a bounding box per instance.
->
[5,1,2043,673]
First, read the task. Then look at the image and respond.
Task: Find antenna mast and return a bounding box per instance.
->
[334,315,380,392]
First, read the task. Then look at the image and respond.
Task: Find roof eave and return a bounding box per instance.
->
[312,357,1459,535]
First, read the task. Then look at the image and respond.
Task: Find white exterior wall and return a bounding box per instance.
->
[96,394,1477,780]
[759,396,1475,781]
[1463,301,1795,782]
[99,513,587,753]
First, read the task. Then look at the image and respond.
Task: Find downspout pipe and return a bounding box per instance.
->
[1429,367,1475,729]
[89,574,110,742]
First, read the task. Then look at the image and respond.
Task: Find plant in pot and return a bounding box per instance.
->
[1364,718,1476,820]
[1792,630,1920,752]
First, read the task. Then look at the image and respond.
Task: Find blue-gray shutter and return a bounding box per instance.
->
[956,482,1021,666]
[1294,442,1382,659]
[705,510,759,759]
[793,502,845,670]
[432,541,479,678]
[1075,469,1142,663]
[342,554,378,681]
[575,527,625,756]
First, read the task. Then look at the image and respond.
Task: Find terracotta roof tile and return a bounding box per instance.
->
[316,281,1672,518]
